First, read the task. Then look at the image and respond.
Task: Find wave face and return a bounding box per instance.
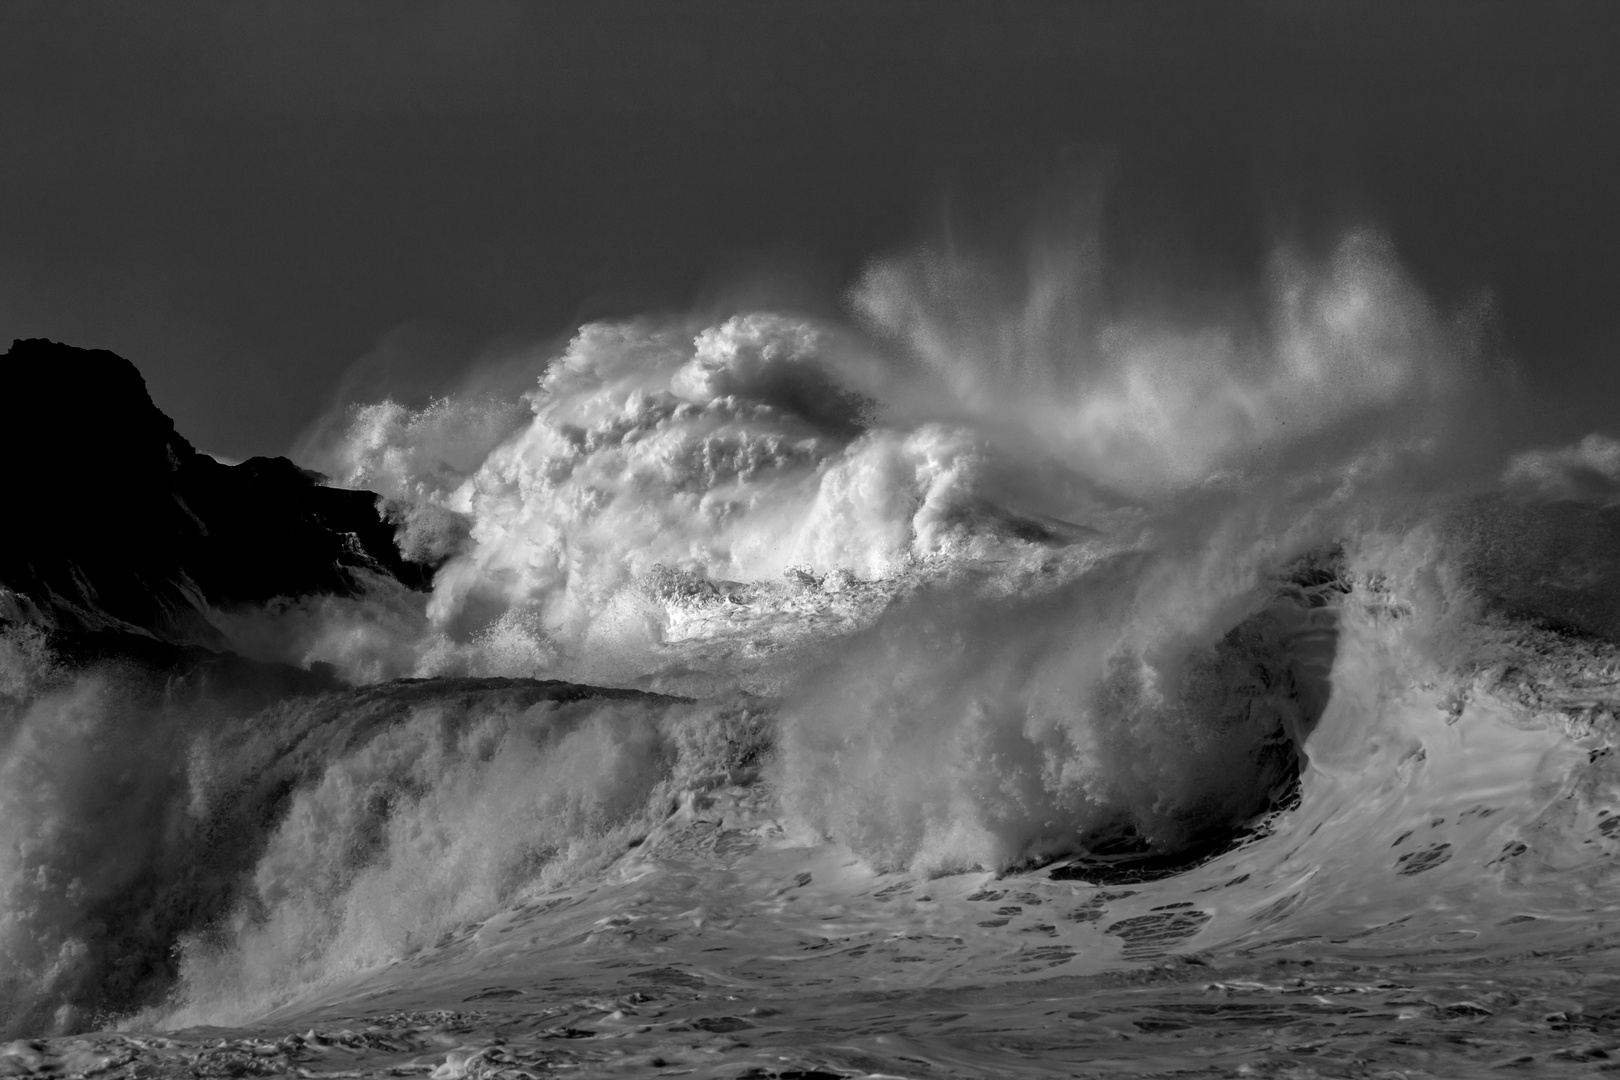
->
[4,225,1620,1075]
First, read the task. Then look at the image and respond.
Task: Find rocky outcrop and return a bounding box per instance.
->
[0,338,433,647]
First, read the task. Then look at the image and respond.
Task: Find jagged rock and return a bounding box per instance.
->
[0,338,434,647]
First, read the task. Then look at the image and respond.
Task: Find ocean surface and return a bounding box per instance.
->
[5,232,1620,1077]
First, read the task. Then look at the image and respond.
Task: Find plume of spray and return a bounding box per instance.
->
[257,209,1504,876]
[280,314,1028,689]
[772,225,1503,874]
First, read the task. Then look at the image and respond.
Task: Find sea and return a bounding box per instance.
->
[3,230,1620,1078]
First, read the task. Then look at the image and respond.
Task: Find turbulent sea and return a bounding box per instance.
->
[6,232,1620,1078]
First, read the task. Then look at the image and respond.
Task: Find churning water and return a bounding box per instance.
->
[4,229,1620,1077]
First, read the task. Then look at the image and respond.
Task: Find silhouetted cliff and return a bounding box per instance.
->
[0,338,432,647]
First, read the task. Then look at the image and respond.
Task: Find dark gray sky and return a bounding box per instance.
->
[4,1,1618,459]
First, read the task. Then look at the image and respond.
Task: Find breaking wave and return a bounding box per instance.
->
[263,228,1484,687]
[6,218,1617,1040]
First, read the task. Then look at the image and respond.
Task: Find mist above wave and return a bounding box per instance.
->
[259,230,1485,690]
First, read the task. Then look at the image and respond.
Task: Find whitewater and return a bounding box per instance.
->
[5,228,1620,1078]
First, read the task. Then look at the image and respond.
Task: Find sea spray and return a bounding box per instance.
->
[0,650,772,1035]
[9,222,1613,1066]
[228,230,1488,695]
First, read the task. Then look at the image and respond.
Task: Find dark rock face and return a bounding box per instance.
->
[0,338,433,646]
